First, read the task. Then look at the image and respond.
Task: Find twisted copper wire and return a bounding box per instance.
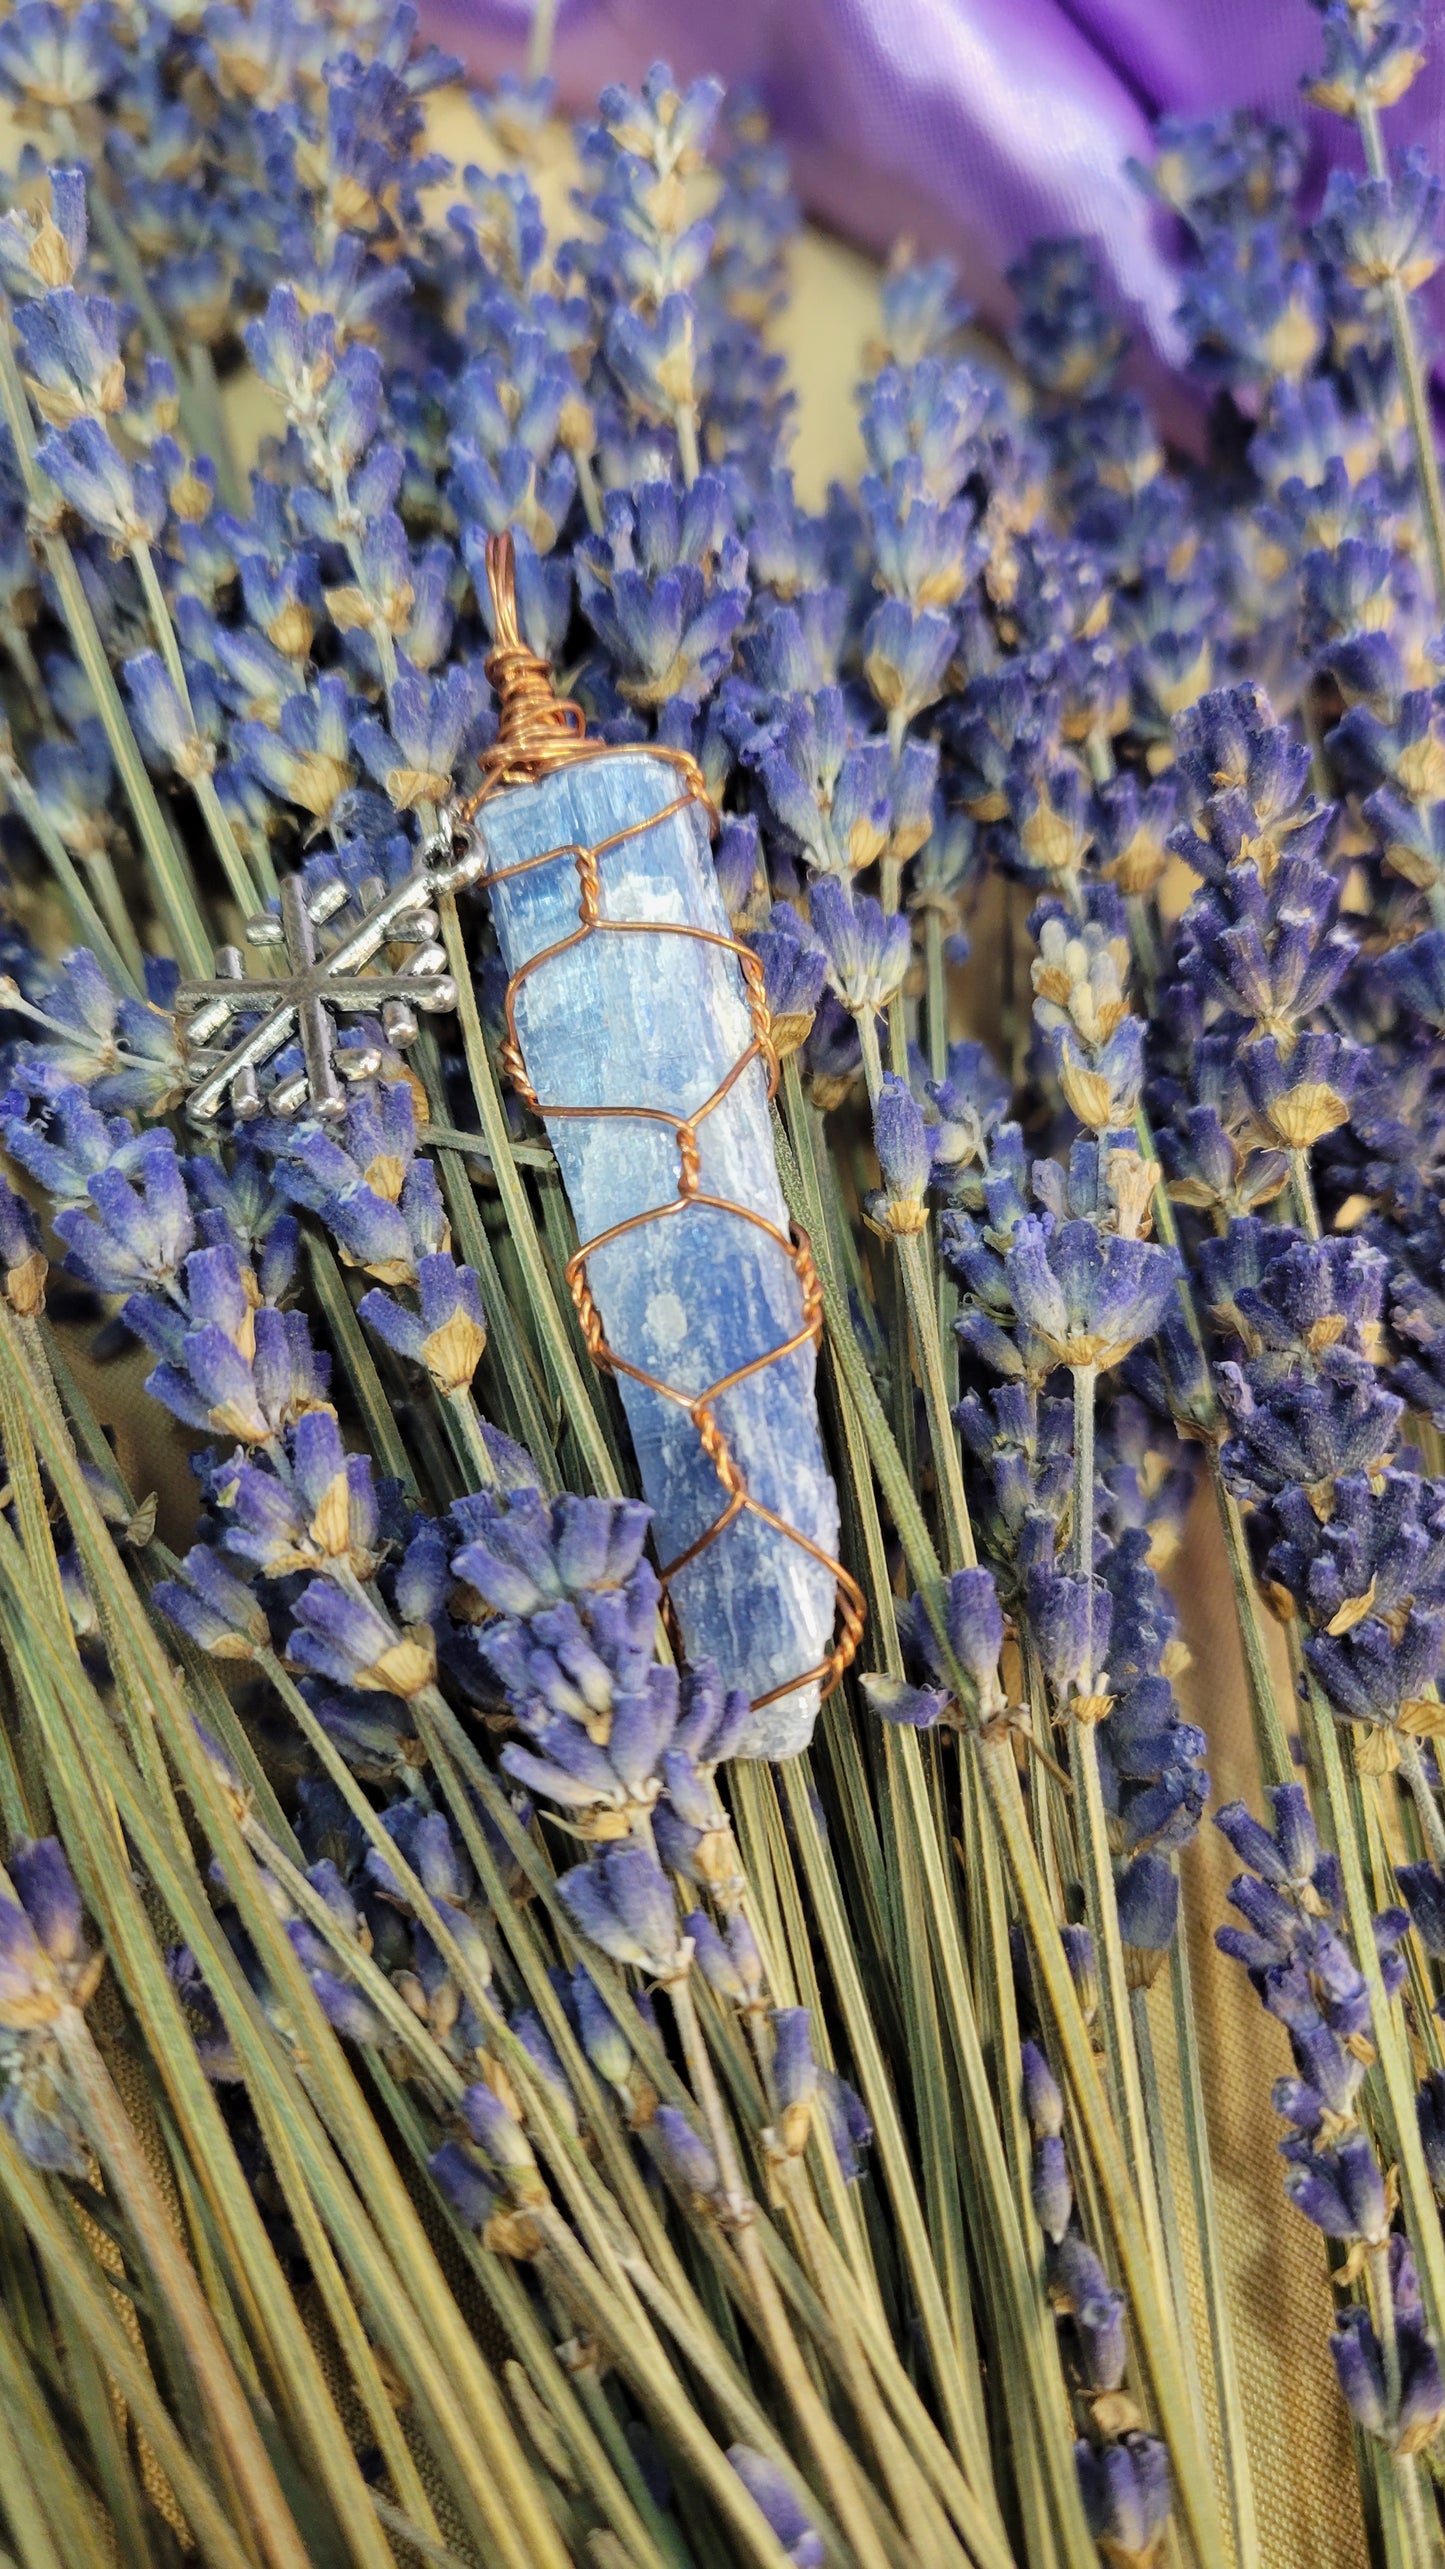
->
[463,533,864,1711]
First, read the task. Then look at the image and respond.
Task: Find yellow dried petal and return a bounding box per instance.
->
[1398,1698,1445,1738]
[307,1469,355,1560]
[5,1250,48,1319]
[1353,1724,1400,1775]
[1058,1055,1114,1131]
[423,1310,488,1393]
[355,1627,438,1699]
[1325,1579,1378,1636]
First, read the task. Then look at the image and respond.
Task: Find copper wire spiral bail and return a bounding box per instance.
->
[465,528,865,1717]
[466,532,591,808]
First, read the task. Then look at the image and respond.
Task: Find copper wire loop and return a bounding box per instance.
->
[462,532,864,1713]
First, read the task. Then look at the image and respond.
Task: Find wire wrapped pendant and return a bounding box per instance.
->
[464,536,861,1756]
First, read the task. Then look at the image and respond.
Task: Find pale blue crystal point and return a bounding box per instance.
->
[478,749,841,1757]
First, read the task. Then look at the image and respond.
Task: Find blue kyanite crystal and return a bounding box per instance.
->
[478,749,841,1756]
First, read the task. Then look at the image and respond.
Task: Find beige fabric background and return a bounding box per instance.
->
[10,87,1368,2567]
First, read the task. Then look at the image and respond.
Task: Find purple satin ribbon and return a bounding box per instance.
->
[425,0,1445,385]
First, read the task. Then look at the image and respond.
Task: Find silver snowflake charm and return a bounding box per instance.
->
[175,829,485,1124]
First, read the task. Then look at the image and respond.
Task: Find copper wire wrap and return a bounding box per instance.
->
[461,532,864,1713]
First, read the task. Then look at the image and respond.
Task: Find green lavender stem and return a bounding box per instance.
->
[1137,1102,1299,1786]
[1066,1362,1173,2310]
[127,541,272,911]
[922,905,949,1084]
[53,2009,312,2569]
[184,342,246,517]
[975,1731,1227,2569]
[1290,1148,1323,1243]
[1357,99,1445,611]
[0,2130,260,2569]
[666,1978,908,2569]
[0,748,141,991]
[898,1228,976,1571]
[772,1111,1224,2564]
[1398,1735,1445,1872]
[1301,1668,1445,2353]
[0,309,212,974]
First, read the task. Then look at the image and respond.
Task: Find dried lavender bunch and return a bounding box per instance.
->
[5,0,1445,2563]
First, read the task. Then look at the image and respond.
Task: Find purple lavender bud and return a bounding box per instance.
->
[54,1130,194,1296]
[452,1490,651,1618]
[1061,1925,1098,2022]
[1027,1568,1109,1700]
[305,1967,385,2046]
[289,1578,433,1700]
[1396,2315,1445,2456]
[1386,928,1445,1030]
[404,1810,474,1910]
[1075,2435,1171,2564]
[1004,1215,1180,1373]
[10,1839,82,1968]
[236,675,355,828]
[155,1547,270,1661]
[1115,1853,1179,1988]
[556,1846,684,1976]
[725,2447,825,2568]
[0,1895,56,2027]
[395,1524,450,1629]
[686,1912,747,2006]
[872,1073,931,1230]
[1282,2126,1389,2243]
[1053,2235,1126,2391]
[429,2138,503,2233]
[568,1966,634,2087]
[1317,153,1442,304]
[1031,2134,1073,2245]
[819,2069,872,2180]
[511,2009,575,2121]
[1398,1862,1445,1957]
[1273,2078,1325,2138]
[651,2104,718,2202]
[1020,2039,1064,2139]
[772,2007,817,2139]
[1375,1905,1410,2004]
[1419,2069,1445,2195]
[745,904,827,1054]
[360,1255,487,1394]
[807,877,911,1014]
[862,596,954,724]
[673,1661,752,1767]
[0,162,86,295]
[859,1673,952,1728]
[1330,2306,1389,2443]
[554,1493,649,1593]
[1215,1785,1318,1891]
[14,285,122,416]
[713,813,760,916]
[123,650,206,777]
[243,287,330,408]
[39,417,165,546]
[461,2081,535,2176]
[943,1566,1006,1698]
